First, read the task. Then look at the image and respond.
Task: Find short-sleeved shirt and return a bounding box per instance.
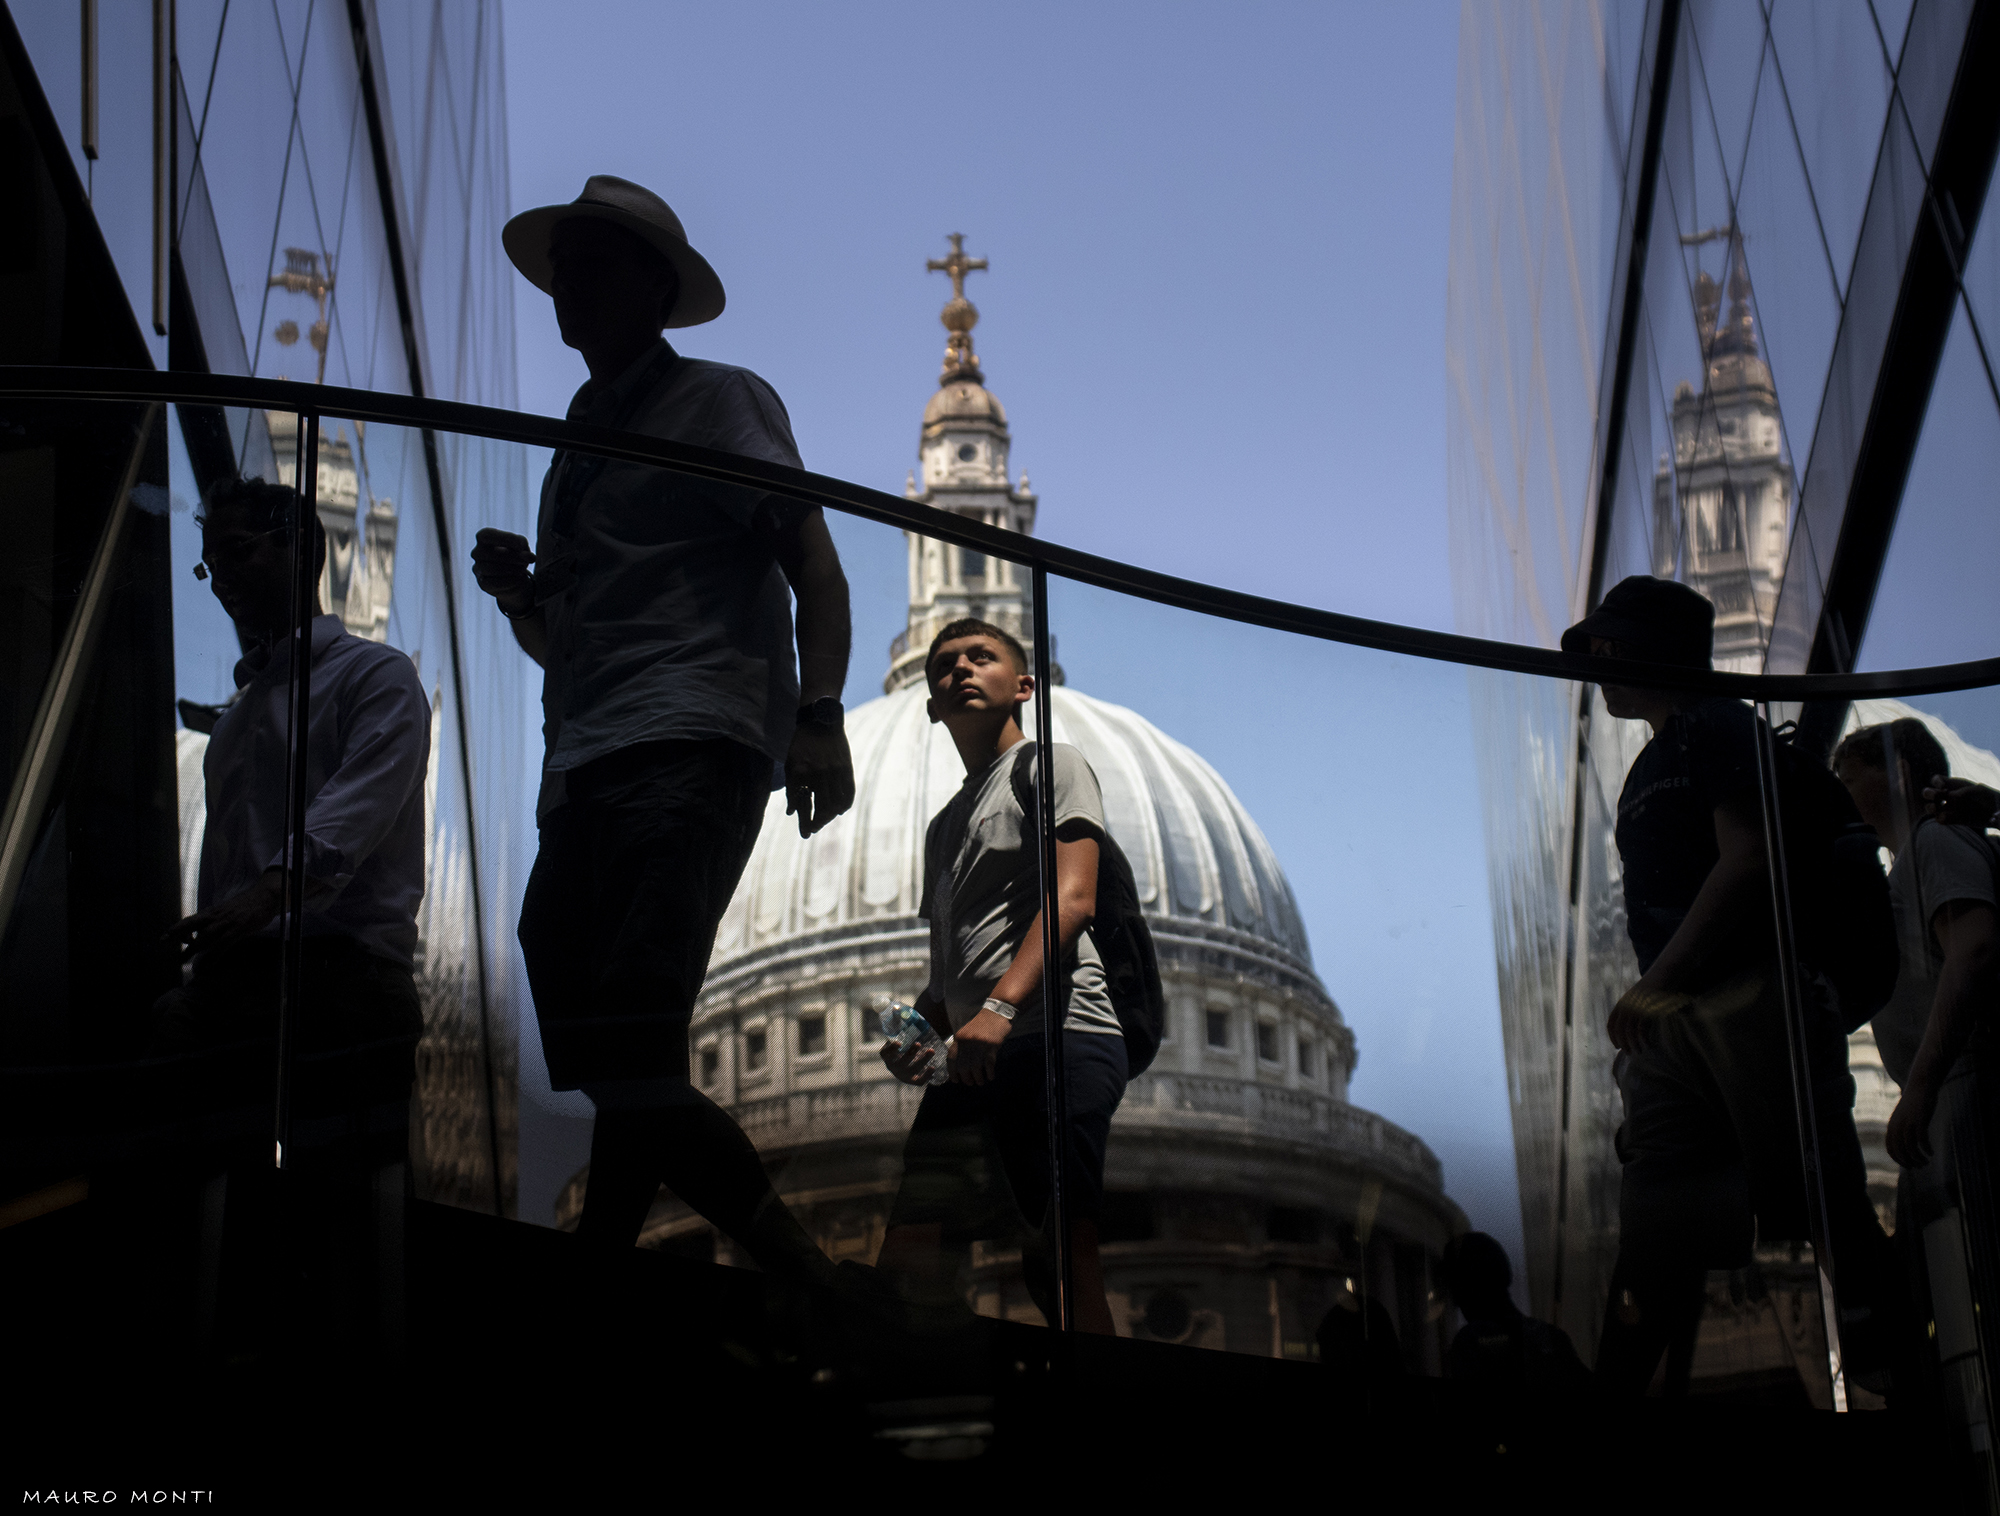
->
[1614,697,1762,974]
[534,338,806,817]
[921,741,1122,1039]
[1873,819,1999,1086]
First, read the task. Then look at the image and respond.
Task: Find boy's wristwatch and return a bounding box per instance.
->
[797,697,844,730]
[982,997,1017,1022]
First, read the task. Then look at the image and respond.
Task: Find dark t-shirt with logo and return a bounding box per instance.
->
[1614,697,1762,974]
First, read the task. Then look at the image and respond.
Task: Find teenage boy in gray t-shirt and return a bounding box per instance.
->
[877,618,1128,1335]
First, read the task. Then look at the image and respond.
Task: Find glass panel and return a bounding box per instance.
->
[985,568,1896,1414]
[1731,40,1847,478]
[1855,302,2000,673]
[2,398,294,1357]
[1764,0,1897,303]
[298,414,507,1220]
[1041,576,1506,1371]
[1954,164,2000,439]
[1445,0,1642,650]
[10,0,170,367]
[2,398,174,1174]
[1683,0,1767,185]
[1604,59,1805,681]
[369,1,517,408]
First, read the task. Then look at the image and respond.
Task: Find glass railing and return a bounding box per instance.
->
[4,370,1996,1487]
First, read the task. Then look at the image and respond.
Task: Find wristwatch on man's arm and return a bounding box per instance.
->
[797,697,844,731]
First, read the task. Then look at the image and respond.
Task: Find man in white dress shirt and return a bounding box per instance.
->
[158,476,431,1173]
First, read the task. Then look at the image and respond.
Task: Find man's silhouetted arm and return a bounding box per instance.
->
[766,507,854,836]
[1890,896,2000,1165]
[471,527,549,668]
[1608,795,1767,1051]
[774,509,851,706]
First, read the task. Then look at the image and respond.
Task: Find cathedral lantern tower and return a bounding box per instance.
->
[885,235,1040,693]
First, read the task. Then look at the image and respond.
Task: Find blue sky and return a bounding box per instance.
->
[500,0,1522,1260]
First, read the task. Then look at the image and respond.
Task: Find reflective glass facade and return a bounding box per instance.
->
[4,0,528,1214]
[1452,0,2000,1443]
[4,0,1997,1498]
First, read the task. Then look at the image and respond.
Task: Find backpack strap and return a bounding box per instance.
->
[1010,740,1038,824]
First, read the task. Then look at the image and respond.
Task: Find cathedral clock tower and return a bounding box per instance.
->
[1651,229,1794,673]
[884,235,1041,693]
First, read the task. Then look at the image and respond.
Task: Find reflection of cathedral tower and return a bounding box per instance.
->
[1651,232,1793,673]
[884,235,1040,693]
[267,411,399,642]
[564,240,1463,1363]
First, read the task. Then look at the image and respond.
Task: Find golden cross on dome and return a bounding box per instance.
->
[926,234,987,301]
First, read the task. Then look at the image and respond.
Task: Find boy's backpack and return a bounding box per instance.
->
[1010,742,1166,1076]
[1772,727,1899,1033]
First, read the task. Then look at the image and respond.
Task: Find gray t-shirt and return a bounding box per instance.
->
[921,741,1122,1039]
[1874,819,2000,1085]
[534,339,804,817]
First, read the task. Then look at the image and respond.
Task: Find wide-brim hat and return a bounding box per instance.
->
[502,175,725,329]
[1561,575,1715,667]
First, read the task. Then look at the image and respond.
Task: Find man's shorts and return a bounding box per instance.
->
[1614,964,1872,1256]
[519,738,768,1089]
[886,1029,1128,1240]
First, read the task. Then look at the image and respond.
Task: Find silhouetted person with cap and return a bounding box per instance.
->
[1564,576,1886,1395]
[472,177,854,1306]
[1439,1232,1587,1396]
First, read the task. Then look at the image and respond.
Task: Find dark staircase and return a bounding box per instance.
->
[2,1178,1934,1505]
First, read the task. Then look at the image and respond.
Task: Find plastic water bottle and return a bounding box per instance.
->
[878,998,951,1086]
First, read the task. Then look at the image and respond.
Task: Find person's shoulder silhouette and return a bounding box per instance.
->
[1439,1232,1588,1395]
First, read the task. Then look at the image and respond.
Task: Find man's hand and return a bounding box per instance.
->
[948,1008,1011,1086]
[880,1037,941,1085]
[470,528,538,616]
[1886,1074,1940,1168]
[1607,981,1692,1053]
[786,723,855,837]
[1925,774,2000,829]
[162,868,286,961]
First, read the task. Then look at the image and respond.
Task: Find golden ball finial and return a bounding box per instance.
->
[941,295,978,335]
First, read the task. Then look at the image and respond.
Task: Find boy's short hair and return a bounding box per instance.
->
[926,617,1029,677]
[197,476,328,577]
[1834,718,1950,791]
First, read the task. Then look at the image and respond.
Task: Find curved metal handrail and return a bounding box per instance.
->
[4,364,1996,700]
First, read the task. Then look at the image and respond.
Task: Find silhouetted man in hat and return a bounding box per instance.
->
[1565,576,1888,1395]
[473,177,854,1302]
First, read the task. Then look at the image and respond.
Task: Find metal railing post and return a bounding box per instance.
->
[1032,565,1072,1333]
[274,410,319,1170]
[1751,703,1845,1409]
